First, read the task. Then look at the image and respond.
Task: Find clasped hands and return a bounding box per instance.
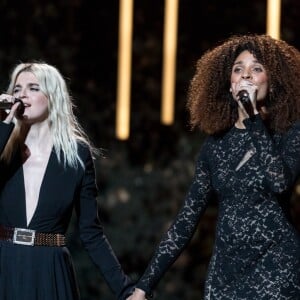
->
[126,288,147,300]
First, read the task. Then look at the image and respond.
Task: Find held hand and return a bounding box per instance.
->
[126,288,147,300]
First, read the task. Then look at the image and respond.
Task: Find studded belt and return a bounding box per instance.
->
[0,225,66,247]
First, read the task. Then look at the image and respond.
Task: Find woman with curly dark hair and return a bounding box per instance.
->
[128,34,300,300]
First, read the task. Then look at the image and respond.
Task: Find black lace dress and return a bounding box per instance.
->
[136,115,300,300]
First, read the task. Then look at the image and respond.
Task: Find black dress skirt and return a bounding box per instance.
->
[0,241,80,299]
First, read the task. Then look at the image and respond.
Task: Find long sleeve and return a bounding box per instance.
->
[75,145,133,300]
[0,121,14,154]
[243,115,300,193]
[136,143,214,296]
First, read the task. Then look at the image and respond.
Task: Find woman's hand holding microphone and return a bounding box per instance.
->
[0,94,24,123]
[231,80,259,118]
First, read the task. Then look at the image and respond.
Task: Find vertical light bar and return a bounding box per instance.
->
[161,0,179,125]
[266,0,281,39]
[116,0,134,140]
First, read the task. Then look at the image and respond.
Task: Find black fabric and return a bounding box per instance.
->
[136,115,300,299]
[0,121,133,300]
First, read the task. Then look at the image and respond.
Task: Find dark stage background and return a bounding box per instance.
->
[0,1,299,299]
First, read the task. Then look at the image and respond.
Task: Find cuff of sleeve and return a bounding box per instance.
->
[146,291,154,299]
[242,113,262,129]
[0,121,14,151]
[0,121,15,130]
[118,281,136,300]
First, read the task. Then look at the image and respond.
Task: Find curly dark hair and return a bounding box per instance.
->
[187,34,300,135]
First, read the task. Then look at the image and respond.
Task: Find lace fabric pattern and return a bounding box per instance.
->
[137,116,300,299]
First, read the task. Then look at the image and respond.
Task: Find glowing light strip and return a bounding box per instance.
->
[266,0,281,39]
[116,0,134,140]
[161,0,179,125]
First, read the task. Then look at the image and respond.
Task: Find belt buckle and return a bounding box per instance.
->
[13,228,35,246]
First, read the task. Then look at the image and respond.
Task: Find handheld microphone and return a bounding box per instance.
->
[237,90,254,117]
[237,90,250,102]
[0,98,25,116]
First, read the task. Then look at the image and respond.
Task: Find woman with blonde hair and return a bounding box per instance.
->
[0,62,133,300]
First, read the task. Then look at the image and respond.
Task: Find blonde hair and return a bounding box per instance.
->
[1,62,97,168]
